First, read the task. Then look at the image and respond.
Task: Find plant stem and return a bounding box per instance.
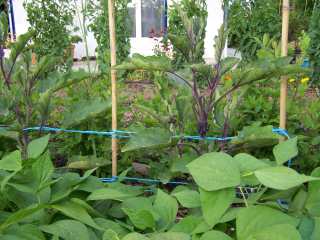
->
[239,186,249,207]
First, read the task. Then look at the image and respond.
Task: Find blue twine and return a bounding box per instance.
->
[23,126,133,139]
[22,126,290,142]
[100,176,188,185]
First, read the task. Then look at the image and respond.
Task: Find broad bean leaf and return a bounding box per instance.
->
[153,189,178,230]
[170,216,203,234]
[306,167,320,216]
[298,217,315,240]
[32,151,54,191]
[231,125,279,148]
[234,153,270,185]
[87,187,142,201]
[247,224,302,240]
[121,197,158,220]
[254,167,319,190]
[1,224,45,240]
[40,220,90,240]
[0,150,22,171]
[172,189,201,208]
[95,218,129,238]
[122,233,149,240]
[187,152,240,191]
[234,153,270,172]
[51,201,102,230]
[149,232,190,240]
[62,98,111,127]
[273,137,298,165]
[200,188,234,227]
[0,204,46,231]
[103,229,120,240]
[311,217,320,240]
[27,134,50,159]
[236,205,299,240]
[122,208,155,230]
[200,230,233,240]
[122,127,172,152]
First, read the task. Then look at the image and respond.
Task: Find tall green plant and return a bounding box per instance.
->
[227,0,281,60]
[0,12,90,159]
[309,1,320,84]
[166,0,207,67]
[24,0,76,62]
[87,0,131,73]
[117,27,307,141]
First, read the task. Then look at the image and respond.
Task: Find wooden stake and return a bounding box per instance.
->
[107,0,118,176]
[280,0,290,133]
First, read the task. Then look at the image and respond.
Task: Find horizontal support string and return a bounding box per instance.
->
[22,126,291,142]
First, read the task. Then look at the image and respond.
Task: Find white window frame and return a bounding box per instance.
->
[129,0,167,39]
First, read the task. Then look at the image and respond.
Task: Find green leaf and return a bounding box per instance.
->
[0,204,46,231]
[95,218,128,238]
[121,197,158,220]
[122,127,172,152]
[254,167,319,190]
[200,188,234,227]
[0,151,22,171]
[87,187,142,201]
[306,167,320,216]
[172,190,200,208]
[62,98,112,127]
[170,216,203,234]
[122,233,149,240]
[247,224,302,240]
[187,152,240,191]
[149,232,190,240]
[298,217,314,240]
[273,137,298,165]
[153,189,178,230]
[103,229,120,240]
[311,217,320,240]
[1,224,45,240]
[122,208,155,230]
[234,153,270,172]
[290,188,308,213]
[32,151,54,191]
[27,135,50,159]
[234,153,270,185]
[200,231,233,240]
[51,201,102,230]
[236,206,299,240]
[231,125,279,148]
[40,220,90,240]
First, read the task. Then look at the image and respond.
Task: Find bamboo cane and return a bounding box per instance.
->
[279,0,290,136]
[107,0,118,176]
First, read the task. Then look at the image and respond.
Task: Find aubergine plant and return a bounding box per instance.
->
[0,12,91,159]
[116,14,307,140]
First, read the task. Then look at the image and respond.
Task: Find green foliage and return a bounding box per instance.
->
[24,0,76,65]
[227,0,281,60]
[0,133,320,239]
[117,35,307,140]
[87,0,131,73]
[166,0,207,67]
[0,15,97,159]
[309,2,320,84]
[187,152,240,191]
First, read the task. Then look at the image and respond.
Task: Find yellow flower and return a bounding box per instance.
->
[224,74,232,81]
[289,78,295,83]
[301,77,310,84]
